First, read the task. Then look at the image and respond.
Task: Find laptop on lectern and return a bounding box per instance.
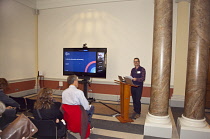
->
[118,76,125,82]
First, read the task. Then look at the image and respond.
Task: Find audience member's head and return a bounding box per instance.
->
[0,101,6,117]
[67,75,78,85]
[34,88,54,110]
[0,78,8,90]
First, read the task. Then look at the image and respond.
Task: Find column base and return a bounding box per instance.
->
[177,115,210,139]
[144,112,172,138]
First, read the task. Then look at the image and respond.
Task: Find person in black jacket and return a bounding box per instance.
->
[0,78,20,108]
[0,78,19,116]
[130,58,146,119]
[0,101,17,131]
[33,88,66,138]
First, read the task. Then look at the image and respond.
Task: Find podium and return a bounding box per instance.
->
[115,80,136,123]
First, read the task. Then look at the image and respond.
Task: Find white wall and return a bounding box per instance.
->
[0,0,178,87]
[38,0,177,85]
[173,1,190,96]
[0,0,36,80]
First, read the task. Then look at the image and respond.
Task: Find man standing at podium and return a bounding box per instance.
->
[130,58,146,119]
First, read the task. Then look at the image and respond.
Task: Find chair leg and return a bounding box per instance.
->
[56,127,57,139]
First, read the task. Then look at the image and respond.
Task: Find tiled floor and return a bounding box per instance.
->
[89,101,179,139]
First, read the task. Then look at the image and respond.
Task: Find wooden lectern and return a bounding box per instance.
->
[115,80,136,123]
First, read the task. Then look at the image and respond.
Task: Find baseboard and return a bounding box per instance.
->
[7,90,185,108]
[169,95,185,108]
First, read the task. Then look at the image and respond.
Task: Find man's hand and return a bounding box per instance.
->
[56,119,59,123]
[132,78,137,81]
[6,106,16,109]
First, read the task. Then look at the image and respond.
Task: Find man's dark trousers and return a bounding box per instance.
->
[131,86,143,114]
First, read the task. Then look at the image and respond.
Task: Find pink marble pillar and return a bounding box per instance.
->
[149,0,173,116]
[184,0,210,120]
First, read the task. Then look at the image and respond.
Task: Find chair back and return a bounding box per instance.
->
[62,104,90,139]
[9,96,27,111]
[30,118,57,139]
[25,98,36,112]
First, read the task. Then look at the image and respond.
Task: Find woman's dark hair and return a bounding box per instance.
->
[34,88,54,109]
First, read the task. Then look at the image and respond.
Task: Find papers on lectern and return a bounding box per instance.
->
[124,76,138,86]
[118,76,138,86]
[124,76,133,79]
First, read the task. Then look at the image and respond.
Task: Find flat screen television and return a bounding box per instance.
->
[63,48,107,78]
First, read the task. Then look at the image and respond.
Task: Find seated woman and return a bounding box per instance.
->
[33,88,66,138]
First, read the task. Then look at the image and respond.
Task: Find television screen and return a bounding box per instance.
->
[63,48,107,78]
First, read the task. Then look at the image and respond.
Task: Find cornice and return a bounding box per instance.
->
[36,0,133,10]
[15,0,37,9]
[15,0,188,10]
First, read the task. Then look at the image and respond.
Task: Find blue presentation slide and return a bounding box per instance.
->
[64,51,96,73]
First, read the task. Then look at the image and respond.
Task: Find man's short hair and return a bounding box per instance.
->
[134,58,140,62]
[0,101,6,116]
[67,75,78,85]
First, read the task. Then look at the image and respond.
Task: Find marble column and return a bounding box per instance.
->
[184,0,210,120]
[144,0,173,138]
[177,0,210,138]
[149,0,173,116]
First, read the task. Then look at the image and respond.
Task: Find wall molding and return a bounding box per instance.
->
[15,0,36,9]
[15,0,138,10]
[8,78,35,83]
[36,0,136,10]
[43,77,174,88]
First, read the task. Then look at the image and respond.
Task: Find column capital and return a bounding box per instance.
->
[175,0,190,3]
